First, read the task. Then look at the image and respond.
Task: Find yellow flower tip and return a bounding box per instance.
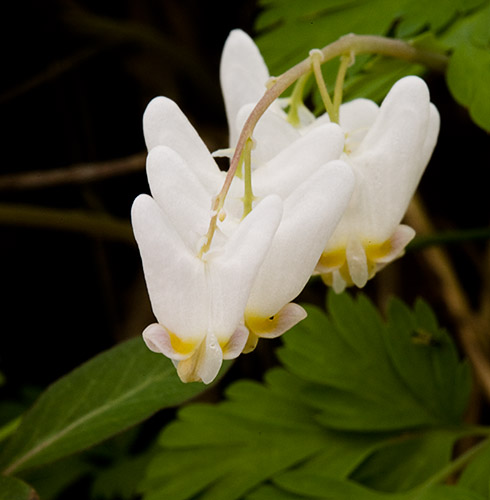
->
[364,239,393,262]
[245,303,307,348]
[169,332,198,356]
[242,331,260,354]
[245,314,281,337]
[317,248,346,271]
[319,238,394,292]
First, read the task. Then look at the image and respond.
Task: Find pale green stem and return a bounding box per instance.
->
[199,34,448,255]
[287,72,311,126]
[333,53,353,123]
[310,49,337,123]
[242,139,255,217]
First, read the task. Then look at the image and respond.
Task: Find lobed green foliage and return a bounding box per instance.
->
[255,0,490,131]
[139,293,484,500]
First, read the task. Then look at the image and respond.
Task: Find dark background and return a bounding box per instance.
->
[0,0,259,390]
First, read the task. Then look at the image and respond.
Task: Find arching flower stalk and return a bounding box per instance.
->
[220,30,441,292]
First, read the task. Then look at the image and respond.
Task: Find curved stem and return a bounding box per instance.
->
[310,49,337,123]
[203,34,449,253]
[287,72,311,126]
[242,139,255,217]
[333,53,353,121]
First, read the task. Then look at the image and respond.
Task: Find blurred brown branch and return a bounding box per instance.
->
[406,195,490,401]
[0,203,134,243]
[0,152,145,191]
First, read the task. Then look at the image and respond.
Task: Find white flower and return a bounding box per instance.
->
[316,76,440,292]
[220,29,306,167]
[220,30,440,292]
[143,123,354,353]
[244,160,355,352]
[132,179,283,383]
[143,95,346,210]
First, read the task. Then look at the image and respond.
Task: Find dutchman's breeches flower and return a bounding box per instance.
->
[220,29,440,292]
[316,76,440,292]
[132,191,283,384]
[133,27,440,383]
[244,161,355,352]
[141,106,355,357]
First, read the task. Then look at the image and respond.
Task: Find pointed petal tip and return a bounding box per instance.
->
[142,323,200,361]
[198,335,224,384]
[246,303,307,339]
[222,325,249,360]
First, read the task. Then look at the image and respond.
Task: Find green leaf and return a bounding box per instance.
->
[0,476,38,500]
[351,430,456,492]
[0,337,216,475]
[92,452,153,500]
[443,1,490,132]
[141,376,381,500]
[255,0,490,130]
[394,0,487,38]
[278,293,471,431]
[447,38,490,132]
[141,293,471,500]
[341,57,424,103]
[267,471,487,499]
[458,438,490,497]
[255,0,403,76]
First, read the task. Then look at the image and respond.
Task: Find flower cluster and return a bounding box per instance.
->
[132,30,440,383]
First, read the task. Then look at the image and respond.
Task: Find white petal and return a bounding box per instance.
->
[131,194,207,341]
[206,195,283,340]
[339,76,435,242]
[142,323,195,361]
[146,146,215,251]
[220,30,270,147]
[374,224,416,264]
[296,104,316,128]
[253,123,345,200]
[246,303,307,338]
[247,160,355,316]
[419,103,440,168]
[235,104,300,166]
[222,325,249,359]
[331,270,347,294]
[339,98,379,135]
[197,333,224,384]
[143,96,223,193]
[346,238,369,288]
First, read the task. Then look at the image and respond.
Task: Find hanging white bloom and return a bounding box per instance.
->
[144,141,355,353]
[244,160,355,352]
[132,180,283,383]
[220,29,440,292]
[316,76,440,292]
[143,95,346,210]
[220,29,306,167]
